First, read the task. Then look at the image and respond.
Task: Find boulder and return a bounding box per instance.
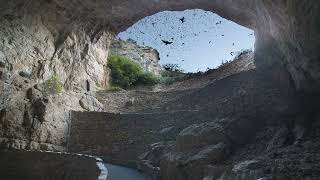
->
[160,144,228,180]
[177,116,259,152]
[188,143,229,163]
[202,160,267,180]
[79,95,105,111]
[176,121,229,152]
[159,116,264,180]
[138,141,175,179]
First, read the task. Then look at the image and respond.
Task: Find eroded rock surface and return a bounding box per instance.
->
[0,11,110,150]
[158,116,261,180]
[110,39,161,76]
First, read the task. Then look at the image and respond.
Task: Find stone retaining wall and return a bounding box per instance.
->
[68,111,214,165]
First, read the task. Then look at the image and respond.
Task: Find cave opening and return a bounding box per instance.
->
[115,9,255,73]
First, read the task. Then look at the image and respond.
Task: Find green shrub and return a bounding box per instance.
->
[159,71,182,85]
[44,75,63,94]
[107,55,159,88]
[108,55,143,88]
[159,63,186,84]
[136,72,160,86]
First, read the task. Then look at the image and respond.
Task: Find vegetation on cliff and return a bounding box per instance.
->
[160,63,186,85]
[107,55,159,89]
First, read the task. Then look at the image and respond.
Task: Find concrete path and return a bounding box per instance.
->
[104,164,151,180]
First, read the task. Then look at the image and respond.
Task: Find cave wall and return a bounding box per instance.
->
[253,1,320,93]
[0,1,112,151]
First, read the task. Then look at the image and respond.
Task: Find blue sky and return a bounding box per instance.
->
[118,9,255,72]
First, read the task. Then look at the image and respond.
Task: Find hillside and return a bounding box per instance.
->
[97,50,255,113]
[158,50,255,91]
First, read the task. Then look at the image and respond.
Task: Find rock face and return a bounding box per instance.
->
[159,116,262,180]
[110,39,161,76]
[0,7,110,150]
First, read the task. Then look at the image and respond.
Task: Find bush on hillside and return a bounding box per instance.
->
[107,55,159,89]
[160,69,186,85]
[136,72,160,86]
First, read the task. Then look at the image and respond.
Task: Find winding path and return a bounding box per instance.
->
[104,164,150,180]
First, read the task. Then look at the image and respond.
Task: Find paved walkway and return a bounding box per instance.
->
[104,164,150,180]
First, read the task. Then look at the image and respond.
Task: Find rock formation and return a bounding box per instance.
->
[110,39,161,76]
[0,1,110,150]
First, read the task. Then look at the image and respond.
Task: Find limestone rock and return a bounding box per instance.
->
[32,98,49,123]
[0,52,5,68]
[159,120,232,180]
[158,126,178,140]
[228,160,266,180]
[0,10,113,150]
[26,86,43,101]
[158,116,265,180]
[138,141,175,180]
[159,142,230,180]
[110,39,161,76]
[176,116,258,152]
[159,127,175,135]
[176,121,229,152]
[188,143,228,163]
[232,160,263,173]
[18,70,32,78]
[201,160,267,180]
[202,165,228,180]
[79,95,105,111]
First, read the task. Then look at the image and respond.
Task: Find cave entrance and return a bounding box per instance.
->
[114,9,255,73]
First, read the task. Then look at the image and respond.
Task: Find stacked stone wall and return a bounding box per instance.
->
[68,111,214,165]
